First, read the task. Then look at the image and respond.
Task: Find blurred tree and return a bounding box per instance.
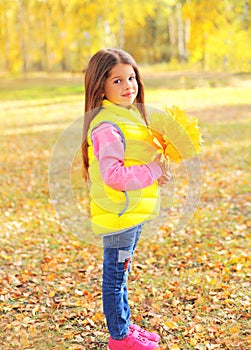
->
[0,0,250,72]
[0,0,19,71]
[183,0,251,70]
[18,0,27,72]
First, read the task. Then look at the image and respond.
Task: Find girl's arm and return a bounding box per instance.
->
[91,122,162,191]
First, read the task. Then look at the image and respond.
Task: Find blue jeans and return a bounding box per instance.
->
[102,224,143,340]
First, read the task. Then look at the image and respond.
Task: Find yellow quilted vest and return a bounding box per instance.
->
[87,100,160,235]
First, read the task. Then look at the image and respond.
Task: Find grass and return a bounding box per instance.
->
[0,73,84,100]
[0,71,251,349]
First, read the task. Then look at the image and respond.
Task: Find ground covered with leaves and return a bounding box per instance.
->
[0,73,250,349]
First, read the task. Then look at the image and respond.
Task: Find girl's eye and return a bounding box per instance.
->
[114,79,121,84]
[129,76,136,81]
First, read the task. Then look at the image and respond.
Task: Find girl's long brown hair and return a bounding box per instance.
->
[82,48,147,179]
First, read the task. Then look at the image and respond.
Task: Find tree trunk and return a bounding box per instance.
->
[18,0,27,72]
[118,11,125,48]
[168,7,176,60]
[176,2,185,62]
[3,3,10,71]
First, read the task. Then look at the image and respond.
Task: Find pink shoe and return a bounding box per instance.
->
[108,329,160,350]
[130,324,161,343]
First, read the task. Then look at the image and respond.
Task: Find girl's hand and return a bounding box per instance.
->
[153,154,172,186]
[158,170,172,186]
[153,153,168,173]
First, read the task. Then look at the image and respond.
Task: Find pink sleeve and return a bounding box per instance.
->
[91,122,162,191]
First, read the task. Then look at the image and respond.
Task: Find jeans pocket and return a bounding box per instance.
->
[118,250,131,263]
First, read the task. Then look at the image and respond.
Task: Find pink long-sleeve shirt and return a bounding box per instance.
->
[91,122,162,191]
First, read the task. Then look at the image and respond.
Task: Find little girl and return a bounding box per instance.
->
[82,48,170,350]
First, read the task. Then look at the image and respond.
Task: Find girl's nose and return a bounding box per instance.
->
[125,79,132,88]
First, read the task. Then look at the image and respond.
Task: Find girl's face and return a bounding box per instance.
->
[104,63,138,107]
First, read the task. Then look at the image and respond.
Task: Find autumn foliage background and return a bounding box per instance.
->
[1,0,251,73]
[0,0,251,349]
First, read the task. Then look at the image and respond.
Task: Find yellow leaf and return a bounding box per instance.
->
[195,324,204,332]
[49,290,56,298]
[92,312,104,323]
[164,320,178,329]
[170,345,180,350]
[165,290,173,298]
[146,257,157,264]
[205,275,211,283]
[190,337,198,346]
[150,106,202,163]
[62,332,75,340]
[48,273,56,281]
[28,325,37,335]
[230,325,239,334]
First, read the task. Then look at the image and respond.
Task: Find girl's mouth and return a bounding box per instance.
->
[122,92,134,98]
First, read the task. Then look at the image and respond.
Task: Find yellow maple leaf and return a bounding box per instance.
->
[170,344,181,350]
[150,105,203,163]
